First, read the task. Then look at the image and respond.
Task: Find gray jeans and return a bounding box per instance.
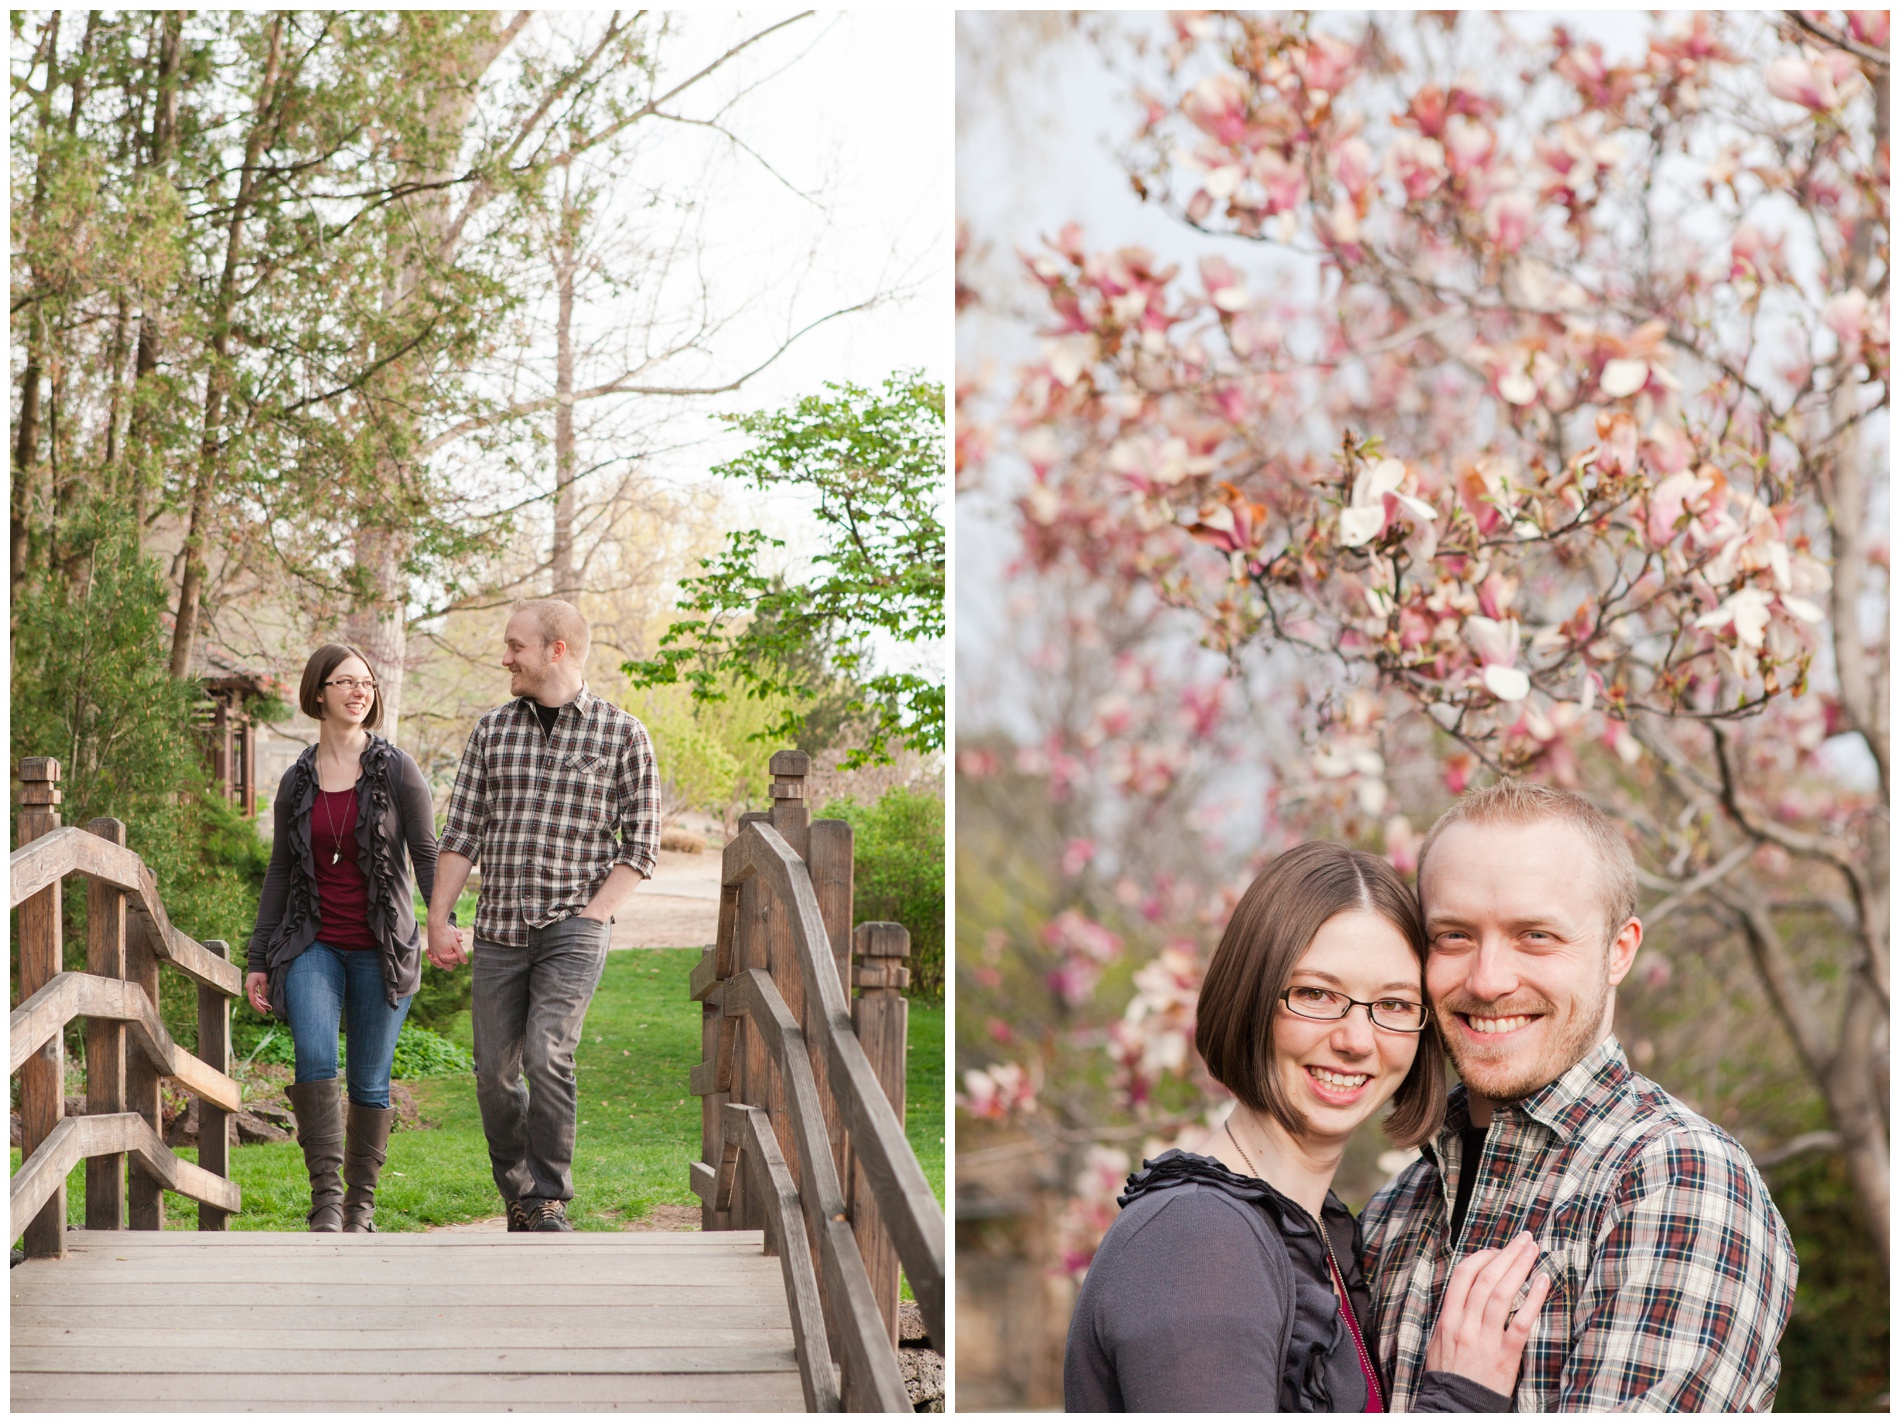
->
[471,916,610,1204]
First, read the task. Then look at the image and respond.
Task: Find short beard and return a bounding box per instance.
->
[1438,972,1611,1105]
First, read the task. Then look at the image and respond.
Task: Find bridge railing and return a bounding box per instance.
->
[10,758,242,1256]
[689,750,944,1412]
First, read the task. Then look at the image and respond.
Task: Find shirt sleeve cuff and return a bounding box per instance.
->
[437,830,480,863]
[1412,1370,1515,1413]
[612,844,656,880]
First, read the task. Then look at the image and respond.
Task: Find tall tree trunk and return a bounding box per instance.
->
[12,13,61,596]
[344,520,412,745]
[169,14,284,680]
[345,12,527,740]
[551,187,580,599]
[125,10,185,538]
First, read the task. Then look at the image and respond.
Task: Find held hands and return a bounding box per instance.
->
[1423,1232,1551,1398]
[244,971,271,1017]
[427,918,469,970]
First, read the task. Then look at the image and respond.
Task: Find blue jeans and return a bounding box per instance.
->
[284,940,412,1108]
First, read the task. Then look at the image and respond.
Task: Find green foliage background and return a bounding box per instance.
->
[10,507,269,1051]
[822,787,945,1002]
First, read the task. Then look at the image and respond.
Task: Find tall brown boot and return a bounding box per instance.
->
[341,1101,397,1233]
[285,1078,345,1231]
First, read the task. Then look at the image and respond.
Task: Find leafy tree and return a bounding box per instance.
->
[10,500,267,1047]
[627,372,946,768]
[822,788,946,1001]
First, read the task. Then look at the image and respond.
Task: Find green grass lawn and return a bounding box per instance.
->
[15,948,946,1238]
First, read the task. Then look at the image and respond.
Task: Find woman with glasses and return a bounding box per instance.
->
[1064,841,1547,1411]
[244,645,458,1231]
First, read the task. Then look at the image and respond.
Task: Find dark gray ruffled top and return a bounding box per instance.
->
[1063,1149,1511,1413]
[246,736,443,1014]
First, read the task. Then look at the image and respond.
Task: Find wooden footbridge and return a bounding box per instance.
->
[11,753,944,1412]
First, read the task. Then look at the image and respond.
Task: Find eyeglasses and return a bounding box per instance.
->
[1281,986,1428,1033]
[324,677,377,692]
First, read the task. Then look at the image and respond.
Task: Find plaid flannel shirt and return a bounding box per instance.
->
[1360,1036,1796,1412]
[438,687,660,947]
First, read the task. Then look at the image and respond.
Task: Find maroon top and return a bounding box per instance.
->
[1329,1249,1386,1412]
[310,786,376,951]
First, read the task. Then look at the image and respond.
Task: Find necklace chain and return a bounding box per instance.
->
[317,779,349,866]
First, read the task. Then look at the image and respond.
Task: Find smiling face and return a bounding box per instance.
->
[1271,908,1425,1146]
[316,654,375,727]
[501,611,560,701]
[1421,817,1642,1106]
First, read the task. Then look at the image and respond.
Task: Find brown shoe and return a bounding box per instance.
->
[341,1101,397,1233]
[285,1079,345,1232]
[522,1198,574,1232]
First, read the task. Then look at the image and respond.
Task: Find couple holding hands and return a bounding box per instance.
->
[242,599,659,1234]
[1066,784,1799,1412]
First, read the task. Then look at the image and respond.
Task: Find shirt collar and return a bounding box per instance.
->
[517,682,593,719]
[1428,1034,1631,1159]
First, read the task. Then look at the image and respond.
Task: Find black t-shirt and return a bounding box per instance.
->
[1448,1124,1488,1248]
[530,697,560,739]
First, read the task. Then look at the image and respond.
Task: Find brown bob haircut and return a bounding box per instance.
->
[1195,840,1445,1149]
[298,643,384,731]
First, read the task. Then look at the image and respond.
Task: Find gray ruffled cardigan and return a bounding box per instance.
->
[1064,1150,1510,1412]
[246,736,442,1015]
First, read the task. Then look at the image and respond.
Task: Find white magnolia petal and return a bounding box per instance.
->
[1779,594,1826,623]
[1339,504,1386,547]
[1354,458,1408,508]
[1498,371,1538,406]
[1599,358,1650,398]
[1483,665,1531,702]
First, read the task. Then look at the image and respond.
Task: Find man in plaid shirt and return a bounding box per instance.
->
[427,599,660,1232]
[1361,782,1796,1410]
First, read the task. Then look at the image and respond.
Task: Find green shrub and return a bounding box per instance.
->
[11,503,269,1055]
[229,1020,473,1079]
[1766,1151,1889,1411]
[388,1021,475,1079]
[819,786,944,1000]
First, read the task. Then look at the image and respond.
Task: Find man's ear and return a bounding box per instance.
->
[548,638,568,665]
[1605,916,1643,987]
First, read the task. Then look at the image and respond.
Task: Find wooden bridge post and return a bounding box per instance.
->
[85,817,130,1230]
[126,871,165,1231]
[852,922,912,1346]
[198,940,232,1229]
[16,759,66,1257]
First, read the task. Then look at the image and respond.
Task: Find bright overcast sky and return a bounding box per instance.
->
[512,10,952,551]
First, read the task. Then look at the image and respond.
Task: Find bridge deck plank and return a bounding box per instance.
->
[12,1230,804,1413]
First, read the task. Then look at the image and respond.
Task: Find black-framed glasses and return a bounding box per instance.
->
[1281,986,1428,1033]
[324,677,377,692]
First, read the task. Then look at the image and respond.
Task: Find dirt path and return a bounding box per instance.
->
[611,847,720,950]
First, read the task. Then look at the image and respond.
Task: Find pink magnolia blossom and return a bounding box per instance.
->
[1764,55,1837,112]
[1824,288,1869,346]
[1484,190,1535,252]
[1183,72,1249,146]
[1465,616,1530,701]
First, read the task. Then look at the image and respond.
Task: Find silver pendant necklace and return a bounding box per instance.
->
[319,786,347,865]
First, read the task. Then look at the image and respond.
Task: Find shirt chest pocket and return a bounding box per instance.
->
[560,751,613,819]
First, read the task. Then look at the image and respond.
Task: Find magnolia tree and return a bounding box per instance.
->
[964,11,1889,1256]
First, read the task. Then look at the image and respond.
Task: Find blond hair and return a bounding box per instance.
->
[513,598,590,666]
[1417,781,1638,945]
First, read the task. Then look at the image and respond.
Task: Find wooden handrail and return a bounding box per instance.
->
[732,967,911,1410]
[728,824,947,1349]
[10,1112,241,1241]
[10,827,243,996]
[690,750,945,1411]
[11,761,241,1253]
[10,971,241,1112]
[717,1103,841,1412]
